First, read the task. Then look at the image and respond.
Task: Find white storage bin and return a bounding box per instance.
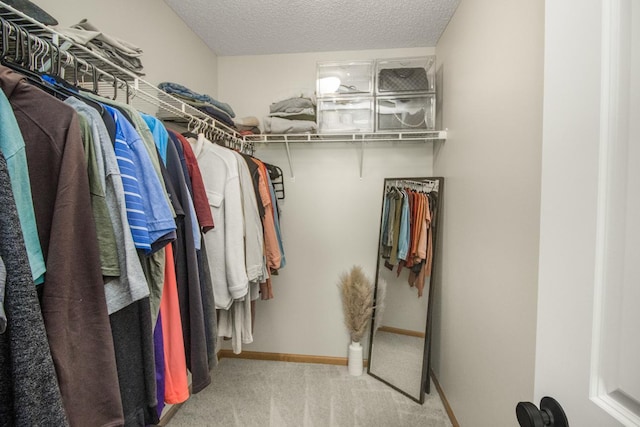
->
[375,56,436,94]
[316,60,374,97]
[376,95,435,131]
[318,97,374,133]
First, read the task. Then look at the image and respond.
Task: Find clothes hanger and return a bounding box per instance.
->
[264,163,283,180]
[205,126,214,142]
[181,116,199,139]
[0,25,74,101]
[35,48,105,114]
[1,24,43,82]
[1,21,10,61]
[108,72,118,100]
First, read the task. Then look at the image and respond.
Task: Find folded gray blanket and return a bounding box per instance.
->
[57,20,144,75]
[269,97,315,114]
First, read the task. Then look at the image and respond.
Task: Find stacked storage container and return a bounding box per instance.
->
[316,60,375,133]
[316,56,436,134]
[375,56,436,132]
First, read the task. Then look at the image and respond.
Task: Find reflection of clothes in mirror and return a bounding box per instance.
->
[409,191,428,265]
[381,192,391,254]
[381,187,404,263]
[379,181,438,297]
[407,191,438,296]
[380,189,395,258]
[389,191,404,265]
[397,190,411,261]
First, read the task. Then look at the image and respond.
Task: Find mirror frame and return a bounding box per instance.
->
[367,176,444,404]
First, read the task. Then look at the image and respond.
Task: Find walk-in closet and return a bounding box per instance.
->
[3,1,622,426]
[0,0,453,424]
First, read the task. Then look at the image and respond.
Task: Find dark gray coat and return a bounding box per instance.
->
[0,151,69,426]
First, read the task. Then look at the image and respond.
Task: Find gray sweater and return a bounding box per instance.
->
[0,152,69,426]
[0,256,5,334]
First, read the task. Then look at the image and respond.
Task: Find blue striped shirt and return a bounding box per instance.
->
[104,106,176,246]
[103,105,152,252]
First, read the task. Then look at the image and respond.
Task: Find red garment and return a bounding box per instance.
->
[408,193,431,297]
[409,193,425,265]
[160,244,190,404]
[407,190,423,267]
[169,130,215,233]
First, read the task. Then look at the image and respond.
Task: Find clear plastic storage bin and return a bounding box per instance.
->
[375,56,436,94]
[376,95,435,131]
[318,97,374,133]
[316,60,374,97]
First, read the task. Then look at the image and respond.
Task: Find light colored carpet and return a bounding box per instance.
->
[167,358,452,427]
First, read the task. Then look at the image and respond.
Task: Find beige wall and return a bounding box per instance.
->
[34,0,219,96]
[433,1,544,425]
[217,48,436,358]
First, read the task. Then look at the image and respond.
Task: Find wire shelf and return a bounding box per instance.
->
[0,0,255,155]
[245,130,447,144]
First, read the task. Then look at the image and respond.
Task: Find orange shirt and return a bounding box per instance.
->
[411,192,426,263]
[252,158,281,272]
[417,194,430,260]
[160,244,189,404]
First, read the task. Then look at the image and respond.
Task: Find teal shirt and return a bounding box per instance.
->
[0,91,46,284]
[397,190,411,261]
[141,113,168,164]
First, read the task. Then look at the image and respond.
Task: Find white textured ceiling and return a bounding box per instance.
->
[163,0,460,56]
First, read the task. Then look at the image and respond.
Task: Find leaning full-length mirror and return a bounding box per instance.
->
[367,177,443,403]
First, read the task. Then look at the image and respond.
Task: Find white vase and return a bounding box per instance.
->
[348,341,364,376]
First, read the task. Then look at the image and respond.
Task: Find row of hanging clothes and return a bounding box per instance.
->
[380,179,439,298]
[0,16,285,427]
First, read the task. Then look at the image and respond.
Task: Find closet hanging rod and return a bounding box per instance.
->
[387,179,437,186]
[387,179,439,192]
[0,1,254,156]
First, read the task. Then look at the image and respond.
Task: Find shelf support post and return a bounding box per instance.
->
[284,135,295,179]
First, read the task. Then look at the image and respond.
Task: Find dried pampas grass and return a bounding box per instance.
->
[339,266,373,343]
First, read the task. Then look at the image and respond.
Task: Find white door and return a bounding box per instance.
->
[535,0,639,426]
